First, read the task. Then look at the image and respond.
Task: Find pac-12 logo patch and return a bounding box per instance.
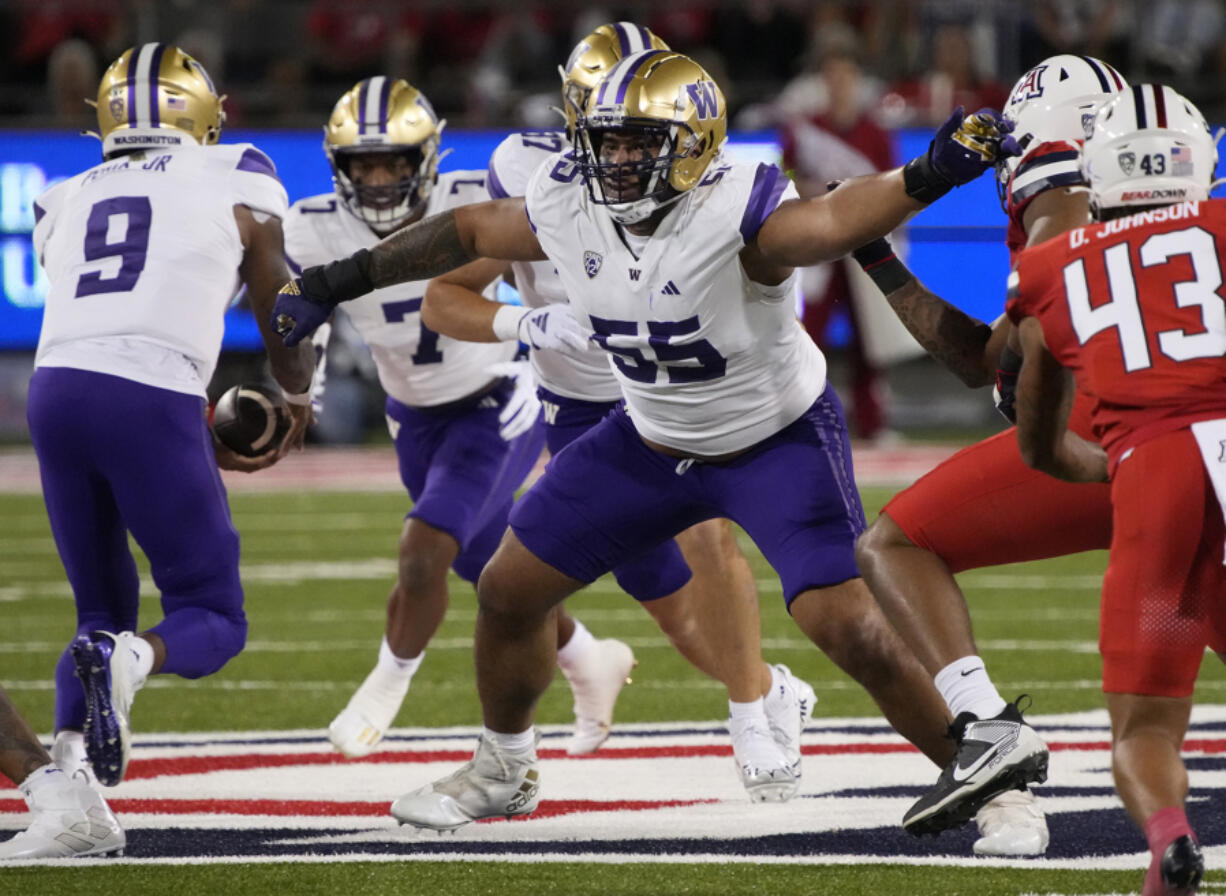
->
[584,250,603,279]
[1117,152,1135,175]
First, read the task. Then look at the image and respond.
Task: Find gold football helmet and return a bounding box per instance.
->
[324,77,446,232]
[560,22,669,135]
[93,44,224,158]
[575,51,727,225]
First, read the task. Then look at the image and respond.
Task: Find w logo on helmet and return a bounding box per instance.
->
[687,82,719,120]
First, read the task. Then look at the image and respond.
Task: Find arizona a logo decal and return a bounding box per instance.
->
[584,250,603,279]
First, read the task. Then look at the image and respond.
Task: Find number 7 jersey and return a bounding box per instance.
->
[525,152,823,455]
[32,143,288,397]
[1007,198,1226,470]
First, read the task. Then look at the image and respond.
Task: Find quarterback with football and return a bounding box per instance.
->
[272,50,1019,832]
[283,77,635,761]
[27,44,314,807]
[1009,83,1220,896]
[421,21,816,802]
[849,54,1127,852]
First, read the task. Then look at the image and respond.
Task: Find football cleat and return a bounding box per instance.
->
[390,733,540,832]
[728,713,799,802]
[1156,835,1204,895]
[560,638,636,755]
[973,788,1050,856]
[0,768,124,860]
[328,665,412,758]
[70,631,142,787]
[904,697,1049,837]
[762,664,816,776]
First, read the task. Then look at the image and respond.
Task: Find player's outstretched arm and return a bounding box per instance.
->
[850,236,997,387]
[272,198,545,347]
[421,258,513,343]
[752,108,1018,268]
[1015,317,1107,482]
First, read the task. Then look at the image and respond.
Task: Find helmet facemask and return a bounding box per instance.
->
[329,144,431,233]
[575,120,694,225]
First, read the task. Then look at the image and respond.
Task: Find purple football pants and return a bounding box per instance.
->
[537,387,691,601]
[513,386,865,607]
[27,367,247,732]
[387,379,544,584]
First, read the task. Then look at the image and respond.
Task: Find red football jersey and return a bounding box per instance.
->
[1008,198,1226,470]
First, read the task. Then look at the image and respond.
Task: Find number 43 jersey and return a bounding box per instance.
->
[1007,198,1226,471]
[284,170,515,409]
[526,152,825,456]
[32,143,288,397]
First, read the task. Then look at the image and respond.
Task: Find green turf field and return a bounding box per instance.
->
[2,485,1223,895]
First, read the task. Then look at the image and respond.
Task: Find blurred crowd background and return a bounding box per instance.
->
[6,0,1226,134]
[6,0,1226,445]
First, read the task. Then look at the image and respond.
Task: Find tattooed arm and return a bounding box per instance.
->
[851,238,997,387]
[368,198,545,288]
[273,198,545,346]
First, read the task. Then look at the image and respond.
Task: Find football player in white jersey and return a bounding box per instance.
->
[422,22,816,802]
[284,77,636,761]
[272,51,1024,832]
[28,44,315,801]
[0,686,123,859]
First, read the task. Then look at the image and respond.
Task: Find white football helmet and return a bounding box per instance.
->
[1082,84,1218,214]
[999,54,1127,182]
[92,43,225,159]
[324,77,447,233]
[575,50,727,226]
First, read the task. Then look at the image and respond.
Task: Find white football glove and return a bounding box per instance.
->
[487,360,541,441]
[518,304,591,353]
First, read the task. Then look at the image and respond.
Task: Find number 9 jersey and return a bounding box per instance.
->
[32,143,287,397]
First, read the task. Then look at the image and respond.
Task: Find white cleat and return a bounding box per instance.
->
[328,667,410,758]
[762,664,816,776]
[70,631,142,787]
[973,788,1050,856]
[0,767,124,859]
[390,733,540,832]
[561,638,635,755]
[729,714,799,802]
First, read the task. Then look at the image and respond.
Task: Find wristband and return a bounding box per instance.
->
[852,242,911,295]
[491,304,529,343]
[281,388,313,407]
[902,155,954,205]
[301,248,375,306]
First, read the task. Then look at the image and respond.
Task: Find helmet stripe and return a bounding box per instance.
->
[128,43,158,129]
[1077,55,1111,92]
[1152,84,1168,127]
[146,43,166,128]
[377,77,392,133]
[609,49,667,104]
[1132,84,1148,128]
[1103,61,1125,91]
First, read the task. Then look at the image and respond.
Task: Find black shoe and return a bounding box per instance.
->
[903,698,1050,837]
[1161,835,1204,893]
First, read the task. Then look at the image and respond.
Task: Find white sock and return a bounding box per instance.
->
[763,665,788,706]
[19,763,66,798]
[934,656,1007,720]
[556,618,595,672]
[483,727,535,754]
[377,637,423,679]
[728,696,768,723]
[130,635,155,687]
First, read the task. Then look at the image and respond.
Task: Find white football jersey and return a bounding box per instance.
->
[526,152,826,455]
[285,169,514,408]
[488,131,622,403]
[33,143,287,396]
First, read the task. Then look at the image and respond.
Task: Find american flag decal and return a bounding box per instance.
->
[1172,144,1193,177]
[167,95,187,110]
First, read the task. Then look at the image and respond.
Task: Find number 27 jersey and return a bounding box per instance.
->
[1007,198,1226,469]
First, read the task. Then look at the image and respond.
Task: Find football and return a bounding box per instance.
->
[210,383,291,457]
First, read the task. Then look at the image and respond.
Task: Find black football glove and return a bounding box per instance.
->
[272,249,374,347]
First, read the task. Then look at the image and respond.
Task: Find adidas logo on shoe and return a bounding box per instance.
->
[505,769,540,814]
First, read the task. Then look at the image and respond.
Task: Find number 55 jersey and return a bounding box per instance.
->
[32,143,287,397]
[526,152,821,456]
[1007,198,1226,473]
